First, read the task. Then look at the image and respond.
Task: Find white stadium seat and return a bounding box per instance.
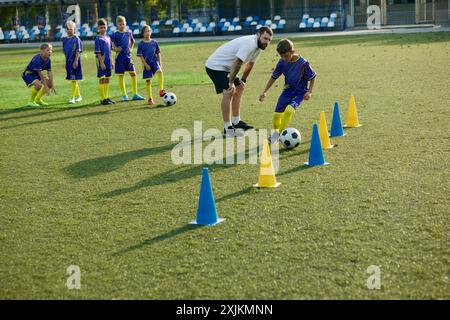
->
[224,21,230,27]
[220,18,226,23]
[172,27,180,34]
[23,33,30,40]
[186,27,193,33]
[140,20,147,26]
[270,23,277,30]
[330,13,337,19]
[251,21,257,26]
[274,15,281,21]
[227,25,235,32]
[279,19,286,25]
[233,17,239,23]
[133,29,139,35]
[152,20,159,26]
[196,22,203,28]
[183,23,190,29]
[192,18,199,24]
[199,26,206,32]
[165,19,173,25]
[265,20,272,25]
[302,14,309,20]
[246,16,253,22]
[209,22,216,28]
[299,22,306,29]
[308,18,314,24]
[235,25,242,31]
[313,22,320,28]
[328,21,335,27]
[256,24,262,29]
[322,17,329,23]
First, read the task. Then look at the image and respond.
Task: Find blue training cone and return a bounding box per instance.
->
[330,101,346,137]
[305,123,329,166]
[190,167,225,226]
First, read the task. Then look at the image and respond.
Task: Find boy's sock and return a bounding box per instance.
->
[279,105,296,133]
[75,81,81,97]
[156,71,164,91]
[118,74,127,96]
[103,83,109,99]
[29,86,39,102]
[273,112,282,132]
[99,83,105,100]
[146,80,153,99]
[35,86,46,102]
[71,81,77,99]
[131,75,138,95]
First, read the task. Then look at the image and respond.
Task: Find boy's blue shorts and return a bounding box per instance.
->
[275,88,305,113]
[97,68,112,79]
[66,64,83,81]
[143,62,161,79]
[115,56,135,74]
[22,72,39,87]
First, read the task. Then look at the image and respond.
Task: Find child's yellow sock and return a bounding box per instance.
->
[118,74,126,96]
[35,86,46,102]
[156,70,164,91]
[273,112,282,132]
[279,105,296,133]
[75,81,81,97]
[99,83,105,100]
[146,79,152,99]
[103,83,109,99]
[30,86,39,102]
[71,81,77,99]
[131,75,138,95]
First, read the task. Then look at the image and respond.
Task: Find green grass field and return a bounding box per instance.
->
[1,32,449,299]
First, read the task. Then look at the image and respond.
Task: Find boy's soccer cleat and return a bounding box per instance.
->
[35,99,49,106]
[223,126,244,138]
[159,90,167,97]
[122,95,129,101]
[267,131,280,145]
[75,96,83,102]
[69,98,75,104]
[101,99,111,105]
[132,93,145,101]
[26,101,40,108]
[233,120,254,131]
[147,98,155,106]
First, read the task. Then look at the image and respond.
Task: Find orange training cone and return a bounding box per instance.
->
[345,95,362,128]
[318,111,334,149]
[253,140,281,188]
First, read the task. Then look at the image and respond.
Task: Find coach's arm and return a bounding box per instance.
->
[241,61,254,83]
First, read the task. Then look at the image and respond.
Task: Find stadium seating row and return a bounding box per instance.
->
[298,13,338,30]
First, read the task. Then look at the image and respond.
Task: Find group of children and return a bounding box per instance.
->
[23,19,316,146]
[22,16,166,107]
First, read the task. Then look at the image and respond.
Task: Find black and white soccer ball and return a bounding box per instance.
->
[279,127,301,149]
[163,92,177,106]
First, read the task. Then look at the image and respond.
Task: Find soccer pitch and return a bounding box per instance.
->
[0,32,449,299]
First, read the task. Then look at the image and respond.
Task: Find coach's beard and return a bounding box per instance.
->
[257,39,268,50]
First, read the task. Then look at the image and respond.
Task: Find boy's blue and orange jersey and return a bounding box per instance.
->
[94,35,113,70]
[62,35,82,65]
[137,39,160,65]
[24,53,52,76]
[111,30,134,59]
[271,57,317,93]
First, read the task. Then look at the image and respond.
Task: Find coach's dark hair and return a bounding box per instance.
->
[257,26,273,37]
[97,18,107,27]
[277,39,294,54]
[141,25,152,37]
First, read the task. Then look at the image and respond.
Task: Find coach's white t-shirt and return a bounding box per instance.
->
[205,35,261,72]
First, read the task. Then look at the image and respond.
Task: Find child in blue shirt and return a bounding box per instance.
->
[259,39,317,143]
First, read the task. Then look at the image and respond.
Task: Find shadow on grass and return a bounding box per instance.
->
[215,186,254,203]
[66,143,177,179]
[112,224,201,256]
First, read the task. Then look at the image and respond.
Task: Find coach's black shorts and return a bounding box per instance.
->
[205,67,242,94]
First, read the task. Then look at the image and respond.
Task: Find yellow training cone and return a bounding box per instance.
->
[253,140,281,188]
[345,95,362,128]
[318,111,334,149]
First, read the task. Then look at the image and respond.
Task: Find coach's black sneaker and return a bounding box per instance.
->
[101,99,110,105]
[233,120,254,131]
[107,98,116,104]
[223,126,244,138]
